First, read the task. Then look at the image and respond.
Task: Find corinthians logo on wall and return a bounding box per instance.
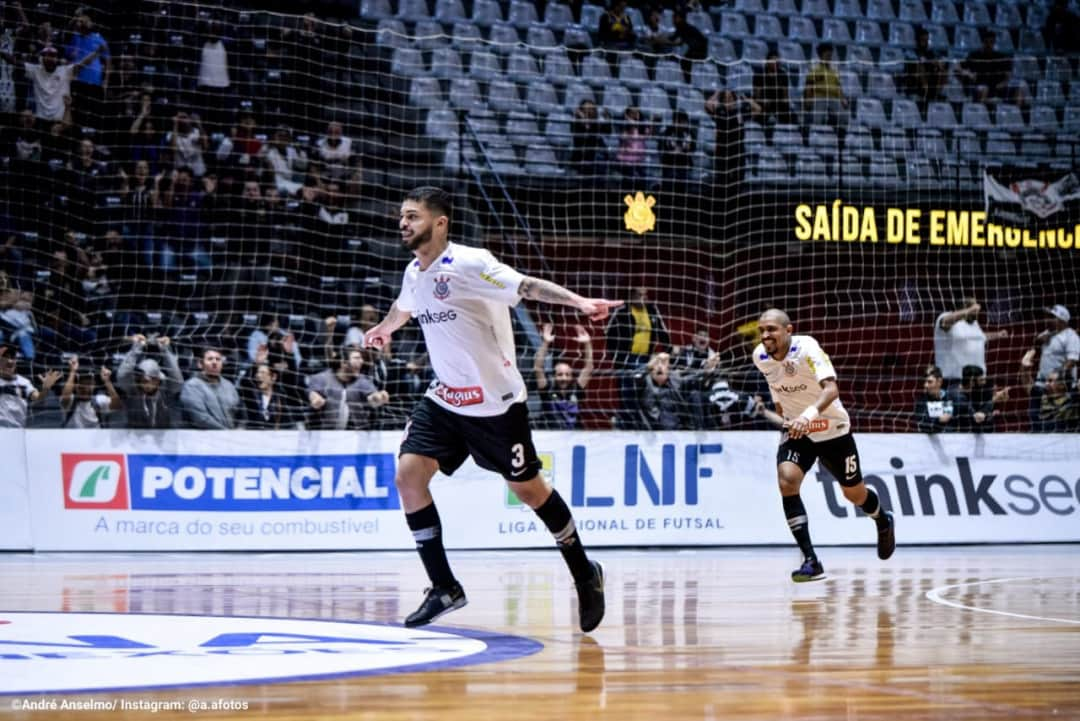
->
[0,612,543,694]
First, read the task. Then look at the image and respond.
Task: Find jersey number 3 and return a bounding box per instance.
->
[510,443,526,469]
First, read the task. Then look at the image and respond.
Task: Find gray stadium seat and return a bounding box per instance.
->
[777,40,807,64]
[868,0,896,21]
[838,69,863,98]
[995,103,1025,131]
[524,143,565,175]
[654,59,685,88]
[508,1,538,29]
[545,110,573,148]
[361,0,392,20]
[726,61,753,95]
[489,23,521,54]
[916,127,949,157]
[961,102,993,131]
[469,50,501,81]
[879,46,907,68]
[425,108,460,142]
[579,4,605,30]
[802,0,831,18]
[429,47,466,80]
[397,0,431,23]
[563,81,596,112]
[735,0,765,13]
[505,110,544,146]
[720,12,750,37]
[962,1,991,26]
[1019,133,1052,158]
[526,24,558,55]
[905,155,939,187]
[692,62,724,93]
[767,0,798,14]
[376,19,410,50]
[561,24,593,50]
[544,3,574,31]
[451,21,483,50]
[881,127,911,156]
[821,18,853,44]
[543,49,575,86]
[449,78,485,111]
[984,130,1016,159]
[927,101,957,128]
[835,0,863,19]
[954,25,983,53]
[708,35,737,62]
[581,55,613,87]
[676,86,707,119]
[1030,106,1060,135]
[1036,80,1066,108]
[899,0,929,23]
[855,19,884,45]
[772,123,803,149]
[753,148,789,182]
[889,21,916,48]
[891,98,923,128]
[415,20,449,50]
[742,37,770,62]
[953,128,980,158]
[507,50,543,83]
[931,0,959,25]
[618,56,650,89]
[869,154,901,187]
[525,80,560,114]
[855,97,888,128]
[796,151,831,181]
[754,14,784,40]
[409,77,445,109]
[391,47,425,77]
[472,0,504,27]
[807,124,839,154]
[488,79,522,113]
[994,2,1021,28]
[788,16,818,42]
[925,24,949,51]
[1018,28,1046,53]
[640,84,673,123]
[868,71,897,100]
[601,84,633,116]
[846,124,875,158]
[435,0,467,22]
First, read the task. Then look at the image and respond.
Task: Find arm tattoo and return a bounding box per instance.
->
[518,276,578,305]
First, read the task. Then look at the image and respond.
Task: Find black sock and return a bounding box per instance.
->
[534,489,593,584]
[859,489,889,528]
[405,503,456,588]
[782,494,817,561]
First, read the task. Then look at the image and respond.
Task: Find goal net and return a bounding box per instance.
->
[1,0,1078,432]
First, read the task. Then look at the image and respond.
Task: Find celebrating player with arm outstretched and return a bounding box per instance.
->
[365,186,621,631]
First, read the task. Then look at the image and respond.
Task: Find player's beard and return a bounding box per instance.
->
[402,226,432,252]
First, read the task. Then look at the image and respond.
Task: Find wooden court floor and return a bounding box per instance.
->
[2,545,1078,720]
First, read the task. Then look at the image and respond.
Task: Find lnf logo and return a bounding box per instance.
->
[62,454,129,510]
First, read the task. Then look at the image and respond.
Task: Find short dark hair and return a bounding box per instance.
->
[961,365,984,384]
[817,42,834,56]
[924,365,943,380]
[406,186,453,221]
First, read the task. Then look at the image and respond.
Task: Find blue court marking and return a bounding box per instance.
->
[0,610,545,695]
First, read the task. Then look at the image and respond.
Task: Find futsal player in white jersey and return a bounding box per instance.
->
[365,187,622,630]
[752,309,895,582]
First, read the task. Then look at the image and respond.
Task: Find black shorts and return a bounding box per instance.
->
[399,397,542,482]
[777,432,863,487]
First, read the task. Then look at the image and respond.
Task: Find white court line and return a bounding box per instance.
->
[925,576,1080,625]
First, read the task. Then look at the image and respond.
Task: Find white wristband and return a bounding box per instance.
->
[799,406,820,422]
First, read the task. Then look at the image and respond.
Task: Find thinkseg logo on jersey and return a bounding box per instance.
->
[433,275,451,300]
[63,454,129,509]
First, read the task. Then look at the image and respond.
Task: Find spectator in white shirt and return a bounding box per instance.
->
[933,297,1008,386]
[58,355,121,428]
[263,126,308,196]
[1033,304,1080,384]
[6,44,102,123]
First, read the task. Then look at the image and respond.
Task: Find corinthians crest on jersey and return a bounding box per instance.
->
[433,275,451,300]
[751,334,851,441]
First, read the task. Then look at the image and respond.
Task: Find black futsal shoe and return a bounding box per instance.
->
[877,511,896,560]
[576,561,605,633]
[404,583,467,627]
[791,558,826,583]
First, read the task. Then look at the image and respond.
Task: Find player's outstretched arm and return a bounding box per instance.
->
[518,276,623,321]
[363,303,411,349]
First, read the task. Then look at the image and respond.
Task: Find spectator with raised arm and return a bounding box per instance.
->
[116,333,184,429]
[1031,304,1079,384]
[933,297,1008,387]
[307,347,389,430]
[1021,351,1078,432]
[0,342,61,428]
[58,354,120,428]
[533,322,594,430]
[64,9,110,127]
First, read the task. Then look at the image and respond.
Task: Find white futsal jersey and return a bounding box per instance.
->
[752,334,851,441]
[395,242,528,417]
